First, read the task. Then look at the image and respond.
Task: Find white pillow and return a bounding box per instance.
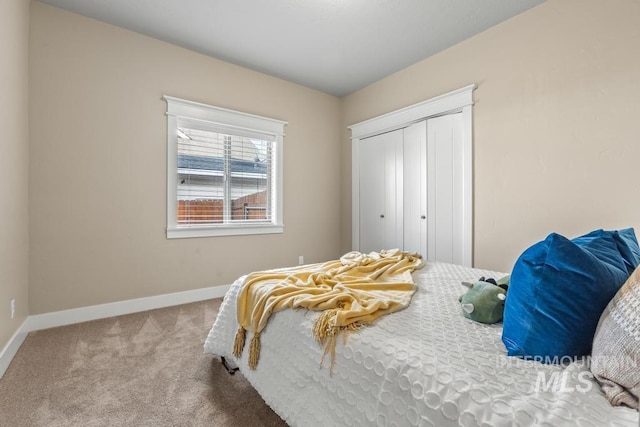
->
[591,265,640,409]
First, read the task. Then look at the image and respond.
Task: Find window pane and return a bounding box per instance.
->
[229,136,271,222]
[176,124,272,225]
[176,127,225,224]
[177,174,224,224]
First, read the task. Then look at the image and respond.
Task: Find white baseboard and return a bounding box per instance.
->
[0,319,29,379]
[0,284,230,379]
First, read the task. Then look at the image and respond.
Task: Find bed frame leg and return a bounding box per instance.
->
[220,356,239,375]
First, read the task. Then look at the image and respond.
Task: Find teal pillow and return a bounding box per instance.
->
[502,231,629,361]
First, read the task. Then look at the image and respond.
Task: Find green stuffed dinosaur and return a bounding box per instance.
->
[458,275,510,324]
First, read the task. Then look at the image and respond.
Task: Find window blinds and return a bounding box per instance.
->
[176,117,273,226]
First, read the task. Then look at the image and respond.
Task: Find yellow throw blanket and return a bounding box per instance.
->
[232,249,424,370]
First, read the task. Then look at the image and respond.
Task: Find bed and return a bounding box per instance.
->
[204,261,639,426]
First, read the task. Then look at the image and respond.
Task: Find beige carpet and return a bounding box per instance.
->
[0,299,287,426]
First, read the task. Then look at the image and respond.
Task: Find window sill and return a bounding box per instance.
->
[166,224,284,239]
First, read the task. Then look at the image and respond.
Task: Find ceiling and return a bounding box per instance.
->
[38,0,546,97]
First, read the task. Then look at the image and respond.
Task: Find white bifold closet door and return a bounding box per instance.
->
[402,120,427,256]
[425,113,464,265]
[358,129,403,253]
[358,113,465,264]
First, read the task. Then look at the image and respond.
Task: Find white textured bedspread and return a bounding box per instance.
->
[204,262,638,426]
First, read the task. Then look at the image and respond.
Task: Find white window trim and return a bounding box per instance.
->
[163,96,287,239]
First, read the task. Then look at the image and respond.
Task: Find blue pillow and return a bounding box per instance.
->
[612,228,640,275]
[576,228,640,275]
[502,231,629,361]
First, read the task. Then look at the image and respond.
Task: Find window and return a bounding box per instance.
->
[163,96,286,238]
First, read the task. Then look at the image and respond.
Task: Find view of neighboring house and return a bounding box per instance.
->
[177,127,271,224]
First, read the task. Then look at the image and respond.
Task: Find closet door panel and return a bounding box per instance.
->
[427,113,464,264]
[451,113,465,265]
[403,121,427,256]
[359,130,402,253]
[359,136,385,253]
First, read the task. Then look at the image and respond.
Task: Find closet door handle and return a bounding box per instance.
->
[421,215,426,219]
[380,214,385,218]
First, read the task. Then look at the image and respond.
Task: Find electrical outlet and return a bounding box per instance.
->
[298,255,304,265]
[10,299,15,320]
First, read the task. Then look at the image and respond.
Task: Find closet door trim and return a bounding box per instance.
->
[349,84,475,140]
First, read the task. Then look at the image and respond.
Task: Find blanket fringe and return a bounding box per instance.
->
[248,332,261,370]
[233,326,246,358]
[312,307,338,343]
[312,307,360,374]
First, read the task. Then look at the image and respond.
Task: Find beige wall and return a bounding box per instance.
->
[25,0,640,315]
[342,0,640,273]
[29,2,342,314]
[0,0,30,351]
